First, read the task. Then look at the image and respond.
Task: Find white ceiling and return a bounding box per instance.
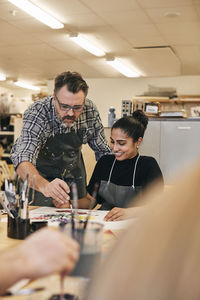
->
[0,0,200,88]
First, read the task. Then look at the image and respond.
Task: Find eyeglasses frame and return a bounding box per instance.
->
[55,94,85,112]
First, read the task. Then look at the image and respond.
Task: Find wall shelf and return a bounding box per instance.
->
[132,95,200,118]
[0,131,14,135]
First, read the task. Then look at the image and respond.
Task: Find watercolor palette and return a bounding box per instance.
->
[30,208,97,224]
[29,207,117,227]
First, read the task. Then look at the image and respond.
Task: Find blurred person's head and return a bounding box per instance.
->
[85,159,200,300]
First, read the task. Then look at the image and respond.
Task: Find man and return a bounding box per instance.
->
[11,71,111,206]
[0,228,79,295]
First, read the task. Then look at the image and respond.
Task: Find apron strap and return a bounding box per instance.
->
[107,158,116,184]
[132,154,140,189]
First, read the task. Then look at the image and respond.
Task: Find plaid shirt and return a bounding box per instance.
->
[11,96,111,169]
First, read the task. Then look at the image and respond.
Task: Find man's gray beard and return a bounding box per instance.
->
[62,118,75,128]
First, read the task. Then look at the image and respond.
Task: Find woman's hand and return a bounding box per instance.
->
[104,207,129,221]
[104,206,146,221]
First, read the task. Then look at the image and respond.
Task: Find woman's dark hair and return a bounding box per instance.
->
[54,71,89,96]
[112,110,148,142]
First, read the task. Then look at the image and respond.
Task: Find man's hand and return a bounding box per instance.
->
[42,178,70,205]
[16,163,70,206]
[53,198,71,208]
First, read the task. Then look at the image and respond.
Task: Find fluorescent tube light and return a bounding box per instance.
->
[0,74,6,81]
[106,58,141,77]
[8,0,64,29]
[14,81,40,91]
[69,34,105,57]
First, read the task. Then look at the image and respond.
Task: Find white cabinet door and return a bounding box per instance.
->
[160,121,200,184]
[139,121,160,164]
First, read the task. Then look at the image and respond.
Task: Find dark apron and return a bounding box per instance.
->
[33,131,86,206]
[98,155,142,210]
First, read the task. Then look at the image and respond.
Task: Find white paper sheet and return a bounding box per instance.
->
[29,207,135,230]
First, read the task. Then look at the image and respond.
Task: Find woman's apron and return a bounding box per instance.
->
[33,131,86,206]
[98,155,141,210]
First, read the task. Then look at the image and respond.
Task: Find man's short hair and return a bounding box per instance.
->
[54,71,89,97]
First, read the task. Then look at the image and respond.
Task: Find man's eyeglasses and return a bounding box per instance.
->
[55,95,84,112]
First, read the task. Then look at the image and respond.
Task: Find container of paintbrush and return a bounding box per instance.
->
[63,220,104,278]
[7,215,30,240]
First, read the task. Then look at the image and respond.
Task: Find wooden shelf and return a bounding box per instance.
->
[132,95,200,118]
[2,153,10,157]
[0,131,14,135]
[132,97,200,104]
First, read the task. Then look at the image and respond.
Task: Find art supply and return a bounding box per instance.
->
[60,274,65,300]
[64,221,104,278]
[68,199,73,210]
[31,221,48,232]
[7,215,30,239]
[71,182,78,238]
[59,223,66,300]
[71,183,78,210]
[29,206,109,224]
[56,210,85,214]
[0,194,15,219]
[3,287,45,296]
[5,175,32,239]
[61,170,73,209]
[84,183,99,230]
[4,179,17,218]
[28,174,36,205]
[31,213,71,223]
[49,294,79,300]
[20,174,29,220]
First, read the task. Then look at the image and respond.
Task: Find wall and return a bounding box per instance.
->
[0,86,34,100]
[48,75,200,126]
[0,86,48,114]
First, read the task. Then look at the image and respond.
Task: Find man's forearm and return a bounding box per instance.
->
[16,162,49,194]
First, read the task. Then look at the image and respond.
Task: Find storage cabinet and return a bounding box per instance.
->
[160,121,200,183]
[140,120,200,184]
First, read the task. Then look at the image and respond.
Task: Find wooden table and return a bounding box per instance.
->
[0,210,121,300]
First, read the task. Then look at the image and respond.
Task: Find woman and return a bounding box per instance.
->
[79,110,163,220]
[54,110,164,220]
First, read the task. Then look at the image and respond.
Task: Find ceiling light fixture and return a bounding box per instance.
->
[106,58,141,77]
[164,11,181,18]
[0,74,6,81]
[14,81,40,91]
[8,0,64,29]
[69,33,105,57]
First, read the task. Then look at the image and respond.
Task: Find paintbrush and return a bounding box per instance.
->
[68,198,73,210]
[71,182,79,239]
[61,170,73,210]
[59,223,66,300]
[84,183,99,230]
